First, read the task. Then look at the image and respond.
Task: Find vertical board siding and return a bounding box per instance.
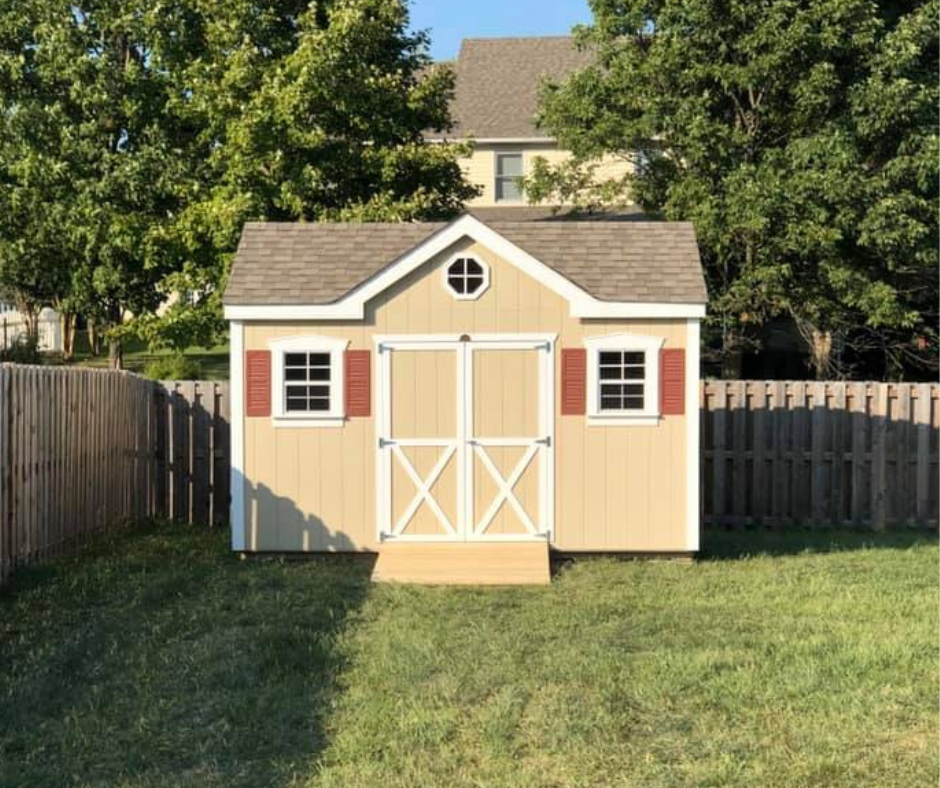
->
[0,367,231,584]
[701,380,940,529]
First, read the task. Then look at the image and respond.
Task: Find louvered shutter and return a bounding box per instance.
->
[344,349,371,418]
[245,350,271,417]
[659,348,685,416]
[561,348,587,416]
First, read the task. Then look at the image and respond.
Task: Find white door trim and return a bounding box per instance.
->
[375,333,555,543]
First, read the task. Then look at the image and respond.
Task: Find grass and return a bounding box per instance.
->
[55,332,229,379]
[0,524,936,788]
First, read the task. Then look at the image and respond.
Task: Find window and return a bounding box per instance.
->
[495,152,524,202]
[443,254,490,300]
[599,351,646,411]
[270,335,348,425]
[284,352,332,412]
[584,333,664,425]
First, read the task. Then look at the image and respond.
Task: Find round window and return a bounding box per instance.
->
[446,256,488,298]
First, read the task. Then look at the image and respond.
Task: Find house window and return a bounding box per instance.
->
[599,351,646,411]
[270,335,348,425]
[284,352,332,412]
[495,152,524,202]
[443,255,490,300]
[584,333,664,425]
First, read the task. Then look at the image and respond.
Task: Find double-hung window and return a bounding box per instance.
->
[270,335,348,425]
[495,152,524,203]
[584,333,664,425]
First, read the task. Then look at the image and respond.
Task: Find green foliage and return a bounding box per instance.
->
[527,0,939,378]
[0,523,936,786]
[0,331,41,364]
[0,0,476,356]
[142,353,204,381]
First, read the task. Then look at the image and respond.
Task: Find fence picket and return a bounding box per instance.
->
[2,370,938,584]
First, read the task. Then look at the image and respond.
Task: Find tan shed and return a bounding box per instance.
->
[223,212,707,582]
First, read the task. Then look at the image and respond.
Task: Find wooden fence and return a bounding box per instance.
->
[1,368,938,582]
[702,381,940,529]
[0,365,229,583]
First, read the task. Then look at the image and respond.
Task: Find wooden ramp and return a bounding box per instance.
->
[372,541,551,586]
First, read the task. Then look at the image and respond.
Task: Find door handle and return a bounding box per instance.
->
[535,436,551,447]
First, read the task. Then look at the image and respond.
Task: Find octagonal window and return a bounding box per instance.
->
[445,256,489,300]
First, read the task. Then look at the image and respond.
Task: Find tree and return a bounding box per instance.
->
[128,0,475,354]
[0,0,474,363]
[526,0,938,379]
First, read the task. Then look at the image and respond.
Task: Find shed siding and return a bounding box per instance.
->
[241,236,689,553]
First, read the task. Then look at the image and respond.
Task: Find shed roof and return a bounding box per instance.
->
[223,214,707,307]
[437,37,591,140]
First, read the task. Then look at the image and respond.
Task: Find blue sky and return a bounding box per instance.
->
[409,0,592,61]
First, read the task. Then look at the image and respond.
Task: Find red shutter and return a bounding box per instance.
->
[245,350,271,417]
[345,349,371,418]
[561,348,587,416]
[660,348,686,415]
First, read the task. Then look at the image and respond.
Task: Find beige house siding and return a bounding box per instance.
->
[462,143,633,207]
[240,236,688,553]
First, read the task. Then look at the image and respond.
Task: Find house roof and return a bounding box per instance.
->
[438,37,591,140]
[223,214,707,308]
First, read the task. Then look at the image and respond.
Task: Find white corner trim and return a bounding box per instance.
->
[441,251,491,300]
[268,334,349,423]
[221,213,707,322]
[229,320,245,551]
[686,318,701,552]
[583,332,665,423]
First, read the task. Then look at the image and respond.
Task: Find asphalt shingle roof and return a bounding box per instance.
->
[223,216,707,306]
[437,37,591,139]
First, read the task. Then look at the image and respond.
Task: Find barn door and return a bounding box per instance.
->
[466,340,554,540]
[377,336,553,542]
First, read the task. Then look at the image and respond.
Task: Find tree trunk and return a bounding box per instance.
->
[87,319,100,356]
[721,326,745,379]
[61,312,76,360]
[108,338,123,370]
[809,328,832,380]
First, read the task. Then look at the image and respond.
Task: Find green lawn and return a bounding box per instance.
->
[0,524,936,788]
[60,332,230,379]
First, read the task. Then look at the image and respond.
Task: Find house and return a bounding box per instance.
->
[430,37,633,209]
[223,212,706,583]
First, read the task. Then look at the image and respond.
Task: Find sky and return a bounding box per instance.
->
[408,0,592,61]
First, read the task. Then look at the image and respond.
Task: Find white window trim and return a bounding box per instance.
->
[494,151,524,203]
[269,335,349,427]
[441,252,491,301]
[584,332,665,426]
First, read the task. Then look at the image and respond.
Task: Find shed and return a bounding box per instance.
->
[223,212,707,583]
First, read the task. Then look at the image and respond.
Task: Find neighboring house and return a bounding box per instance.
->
[0,301,62,353]
[430,37,633,209]
[223,212,706,583]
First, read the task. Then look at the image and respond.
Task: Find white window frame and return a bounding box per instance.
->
[494,151,524,203]
[583,332,665,426]
[441,252,491,301]
[269,335,348,427]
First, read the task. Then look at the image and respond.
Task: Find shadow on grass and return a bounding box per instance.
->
[0,521,372,788]
[701,526,938,560]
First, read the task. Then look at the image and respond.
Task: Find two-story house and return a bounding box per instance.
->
[429,36,633,210]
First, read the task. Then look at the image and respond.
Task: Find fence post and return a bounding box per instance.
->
[870,384,888,531]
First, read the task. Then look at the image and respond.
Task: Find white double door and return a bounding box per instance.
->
[377,336,554,542]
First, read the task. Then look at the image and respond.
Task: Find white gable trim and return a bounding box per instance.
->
[223,214,706,321]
